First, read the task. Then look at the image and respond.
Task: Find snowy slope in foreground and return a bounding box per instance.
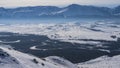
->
[1,46,120,68]
[0,46,78,68]
[78,55,120,68]
[0,21,120,44]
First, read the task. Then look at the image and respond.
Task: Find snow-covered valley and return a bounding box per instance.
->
[0,20,120,68]
[0,20,120,42]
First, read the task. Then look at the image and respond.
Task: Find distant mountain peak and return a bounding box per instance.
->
[67,4,81,8]
[69,4,81,6]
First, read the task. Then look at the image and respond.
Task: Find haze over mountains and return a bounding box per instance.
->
[0,4,120,18]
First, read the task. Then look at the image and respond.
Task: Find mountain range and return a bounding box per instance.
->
[0,4,120,18]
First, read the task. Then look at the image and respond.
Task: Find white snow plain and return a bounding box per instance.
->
[0,21,119,44]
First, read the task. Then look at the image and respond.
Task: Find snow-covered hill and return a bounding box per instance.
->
[1,45,120,68]
[0,46,78,68]
[78,55,120,68]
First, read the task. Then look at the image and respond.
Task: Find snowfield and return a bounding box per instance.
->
[0,21,120,44]
[0,46,78,68]
[78,55,120,68]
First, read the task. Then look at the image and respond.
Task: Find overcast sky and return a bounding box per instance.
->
[0,0,120,8]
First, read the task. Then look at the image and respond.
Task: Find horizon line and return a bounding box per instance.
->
[0,4,119,9]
